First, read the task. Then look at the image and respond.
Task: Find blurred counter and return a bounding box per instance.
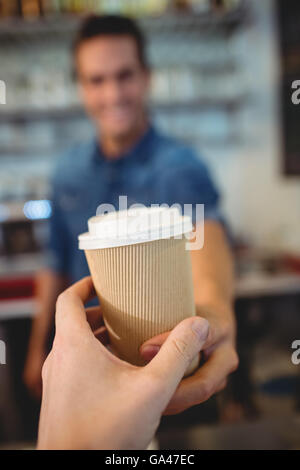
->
[235,272,300,299]
[0,252,300,321]
[0,253,44,320]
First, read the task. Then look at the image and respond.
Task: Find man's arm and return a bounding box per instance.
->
[191,219,235,337]
[140,220,238,414]
[23,270,68,398]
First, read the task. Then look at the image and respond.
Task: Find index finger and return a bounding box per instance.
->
[163,342,239,415]
[55,276,97,333]
[65,276,96,303]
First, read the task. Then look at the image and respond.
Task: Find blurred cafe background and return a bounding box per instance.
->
[0,0,300,450]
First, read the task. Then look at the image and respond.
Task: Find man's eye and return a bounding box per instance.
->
[89,77,104,86]
[118,70,134,81]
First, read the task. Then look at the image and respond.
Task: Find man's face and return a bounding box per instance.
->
[76,35,149,140]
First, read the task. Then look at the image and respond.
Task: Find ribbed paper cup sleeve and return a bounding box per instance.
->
[85,237,199,376]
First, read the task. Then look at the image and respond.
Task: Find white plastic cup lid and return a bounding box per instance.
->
[78,206,192,250]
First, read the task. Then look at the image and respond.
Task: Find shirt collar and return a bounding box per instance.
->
[89,124,157,166]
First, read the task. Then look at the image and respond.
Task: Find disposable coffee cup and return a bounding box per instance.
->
[78,207,199,376]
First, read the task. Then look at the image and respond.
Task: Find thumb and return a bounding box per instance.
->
[145,317,209,389]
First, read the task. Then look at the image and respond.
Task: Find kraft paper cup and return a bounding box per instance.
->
[79,207,199,376]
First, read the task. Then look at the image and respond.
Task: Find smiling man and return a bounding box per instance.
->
[24,15,238,420]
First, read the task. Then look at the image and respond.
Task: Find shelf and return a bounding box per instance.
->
[0,298,36,320]
[235,271,300,299]
[0,144,69,155]
[0,3,249,39]
[141,4,249,35]
[0,95,249,123]
[0,135,242,157]
[0,15,80,38]
[154,96,249,112]
[0,105,84,122]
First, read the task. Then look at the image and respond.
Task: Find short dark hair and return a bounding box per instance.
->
[73,14,148,69]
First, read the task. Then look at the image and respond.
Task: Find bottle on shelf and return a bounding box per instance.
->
[0,0,21,18]
[20,0,44,18]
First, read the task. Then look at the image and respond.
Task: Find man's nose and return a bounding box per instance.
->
[103,80,124,104]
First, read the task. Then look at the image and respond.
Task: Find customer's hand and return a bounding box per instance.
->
[38,276,209,450]
[140,304,238,415]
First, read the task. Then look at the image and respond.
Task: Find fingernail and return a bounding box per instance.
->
[140,344,160,361]
[191,318,209,341]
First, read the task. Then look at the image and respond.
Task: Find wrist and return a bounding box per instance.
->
[194,278,233,311]
[195,301,236,341]
[196,299,234,319]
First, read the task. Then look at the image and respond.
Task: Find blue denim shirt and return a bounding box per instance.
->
[46,125,225,284]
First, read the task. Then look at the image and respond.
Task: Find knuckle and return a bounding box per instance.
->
[230,350,239,372]
[164,397,190,415]
[41,357,50,381]
[172,337,193,362]
[55,292,74,332]
[56,290,71,311]
[165,406,185,416]
[141,369,164,394]
[55,292,65,309]
[218,379,227,392]
[200,379,214,401]
[220,319,232,339]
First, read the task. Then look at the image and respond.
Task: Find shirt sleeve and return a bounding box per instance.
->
[44,178,70,276]
[157,146,233,246]
[158,147,223,223]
